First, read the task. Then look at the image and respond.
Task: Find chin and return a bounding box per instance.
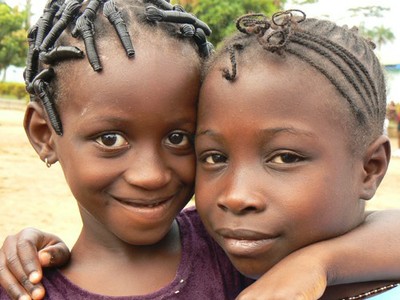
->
[230,258,270,280]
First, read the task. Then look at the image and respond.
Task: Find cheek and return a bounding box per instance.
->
[283,179,357,246]
[171,154,196,188]
[194,171,214,215]
[61,155,118,198]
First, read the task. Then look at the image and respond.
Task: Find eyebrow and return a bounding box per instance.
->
[196,127,316,139]
[260,127,316,138]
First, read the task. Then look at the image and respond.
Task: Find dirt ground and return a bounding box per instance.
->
[1,105,399,248]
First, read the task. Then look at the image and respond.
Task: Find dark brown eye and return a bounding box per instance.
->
[95,133,128,147]
[165,131,193,149]
[204,153,227,164]
[271,152,303,164]
[169,133,185,145]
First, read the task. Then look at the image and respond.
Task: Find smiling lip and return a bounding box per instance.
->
[112,195,175,217]
[216,228,278,257]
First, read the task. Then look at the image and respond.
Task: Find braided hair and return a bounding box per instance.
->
[205,10,386,154]
[25,0,214,136]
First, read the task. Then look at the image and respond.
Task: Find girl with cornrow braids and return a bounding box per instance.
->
[2,0,252,298]
[196,9,400,299]
[2,6,400,300]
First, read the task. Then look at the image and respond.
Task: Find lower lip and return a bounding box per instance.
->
[115,197,174,219]
[221,237,276,257]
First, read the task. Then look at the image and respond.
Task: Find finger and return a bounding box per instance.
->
[38,243,70,268]
[12,239,43,285]
[2,230,46,299]
[4,249,44,299]
[17,228,69,280]
[0,251,31,300]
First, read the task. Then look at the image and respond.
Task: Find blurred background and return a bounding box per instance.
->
[1,0,399,248]
[2,0,400,101]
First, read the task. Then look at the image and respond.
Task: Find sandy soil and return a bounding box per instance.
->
[1,106,399,248]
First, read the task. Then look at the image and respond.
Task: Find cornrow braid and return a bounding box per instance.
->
[24,0,213,136]
[206,9,386,153]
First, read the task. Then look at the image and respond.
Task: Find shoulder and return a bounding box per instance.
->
[178,206,208,235]
[176,206,254,298]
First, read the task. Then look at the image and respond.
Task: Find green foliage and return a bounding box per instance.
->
[349,6,395,51]
[175,0,282,46]
[0,3,28,81]
[362,25,395,50]
[349,6,389,18]
[290,0,318,5]
[0,81,28,100]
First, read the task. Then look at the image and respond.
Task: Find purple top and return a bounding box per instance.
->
[0,207,252,300]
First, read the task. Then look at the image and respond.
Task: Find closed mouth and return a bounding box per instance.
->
[216,228,276,240]
[215,228,278,256]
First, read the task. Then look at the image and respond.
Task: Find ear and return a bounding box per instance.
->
[24,101,58,165]
[359,135,391,200]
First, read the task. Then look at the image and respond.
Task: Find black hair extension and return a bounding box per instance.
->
[24,0,213,136]
[39,46,85,64]
[104,0,135,58]
[40,0,83,51]
[145,5,212,36]
[32,68,63,135]
[72,14,102,71]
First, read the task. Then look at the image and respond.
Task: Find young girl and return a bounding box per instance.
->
[1,4,400,300]
[195,9,400,299]
[3,0,248,299]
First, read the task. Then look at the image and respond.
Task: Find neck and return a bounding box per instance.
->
[60,220,182,296]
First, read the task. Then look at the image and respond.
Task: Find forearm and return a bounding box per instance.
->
[309,209,400,285]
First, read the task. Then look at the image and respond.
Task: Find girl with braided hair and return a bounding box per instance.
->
[2,5,400,300]
[3,0,250,299]
[195,9,400,299]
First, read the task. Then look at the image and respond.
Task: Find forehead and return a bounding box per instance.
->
[198,54,349,132]
[200,53,341,108]
[57,37,200,111]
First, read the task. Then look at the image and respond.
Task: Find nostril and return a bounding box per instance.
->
[243,206,258,213]
[217,194,266,215]
[217,203,228,212]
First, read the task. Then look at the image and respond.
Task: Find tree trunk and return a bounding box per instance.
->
[1,67,7,82]
[25,0,32,29]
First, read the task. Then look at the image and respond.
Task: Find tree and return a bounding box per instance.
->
[176,0,283,46]
[348,6,395,52]
[0,3,28,82]
[362,25,395,52]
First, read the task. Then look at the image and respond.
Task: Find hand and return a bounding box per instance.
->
[0,228,70,300]
[236,250,327,300]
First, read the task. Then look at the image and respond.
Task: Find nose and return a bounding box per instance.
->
[123,148,172,190]
[217,168,267,215]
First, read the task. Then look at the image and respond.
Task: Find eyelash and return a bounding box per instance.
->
[199,152,228,165]
[164,131,194,152]
[199,151,305,167]
[268,151,305,164]
[94,132,129,151]
[94,130,194,152]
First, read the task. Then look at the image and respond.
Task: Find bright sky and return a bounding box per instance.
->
[285,0,400,65]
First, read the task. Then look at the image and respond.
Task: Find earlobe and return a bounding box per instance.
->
[24,101,58,165]
[360,135,391,200]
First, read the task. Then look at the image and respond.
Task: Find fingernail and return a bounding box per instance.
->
[31,288,44,300]
[18,295,30,300]
[29,271,40,283]
[39,251,52,265]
